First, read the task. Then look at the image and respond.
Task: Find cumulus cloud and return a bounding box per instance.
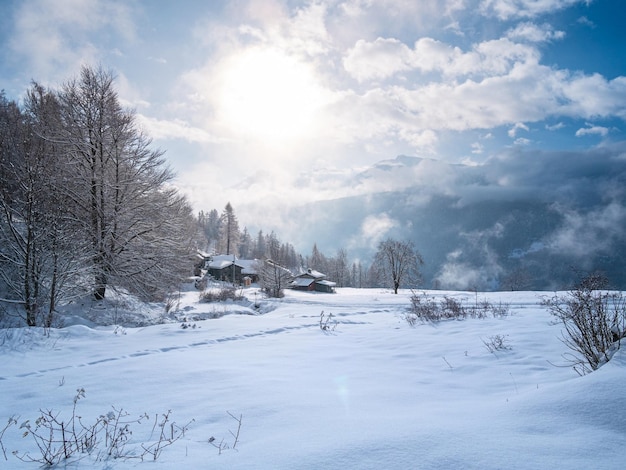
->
[334,53,626,144]
[506,22,565,42]
[575,124,609,137]
[343,37,415,82]
[344,35,541,82]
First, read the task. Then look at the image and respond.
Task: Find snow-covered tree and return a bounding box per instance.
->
[198,208,220,252]
[238,227,253,259]
[252,230,266,259]
[56,66,196,301]
[0,86,88,326]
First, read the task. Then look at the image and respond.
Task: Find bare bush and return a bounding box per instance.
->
[407,292,510,324]
[208,411,243,455]
[199,285,243,303]
[441,296,467,319]
[542,276,626,374]
[482,334,512,355]
[407,292,439,323]
[0,416,17,460]
[319,311,337,332]
[5,388,192,466]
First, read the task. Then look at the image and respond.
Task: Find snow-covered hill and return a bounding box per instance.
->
[0,287,624,469]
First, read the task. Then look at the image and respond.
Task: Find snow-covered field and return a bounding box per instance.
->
[1,285,624,469]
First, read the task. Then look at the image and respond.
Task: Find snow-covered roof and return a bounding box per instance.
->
[291,278,316,287]
[315,279,337,287]
[236,259,258,274]
[206,259,233,270]
[296,268,326,279]
[206,255,259,274]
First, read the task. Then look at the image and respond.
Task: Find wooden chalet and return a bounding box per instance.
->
[201,254,259,284]
[290,268,337,293]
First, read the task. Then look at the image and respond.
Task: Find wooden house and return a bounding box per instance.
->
[201,254,259,284]
[290,268,336,293]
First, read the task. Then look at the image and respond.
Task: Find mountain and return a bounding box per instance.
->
[280,148,626,290]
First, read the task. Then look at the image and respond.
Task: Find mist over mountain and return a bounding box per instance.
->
[279,144,626,290]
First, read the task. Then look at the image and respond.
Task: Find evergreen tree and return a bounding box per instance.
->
[218,202,240,256]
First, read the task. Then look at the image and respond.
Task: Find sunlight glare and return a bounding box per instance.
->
[216,48,327,143]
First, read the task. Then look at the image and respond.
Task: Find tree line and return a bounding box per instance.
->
[0,66,200,326]
[197,203,423,292]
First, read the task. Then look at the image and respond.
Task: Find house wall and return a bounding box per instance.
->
[208,265,243,283]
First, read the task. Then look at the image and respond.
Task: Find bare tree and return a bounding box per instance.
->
[373,238,424,294]
[58,65,195,301]
[257,259,292,298]
[0,86,87,326]
[0,91,43,325]
[0,68,198,326]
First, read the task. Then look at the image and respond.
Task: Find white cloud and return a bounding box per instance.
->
[577,16,595,28]
[435,249,503,291]
[435,260,484,290]
[480,0,586,20]
[343,37,415,82]
[136,115,224,144]
[508,122,529,137]
[332,51,626,142]
[399,129,439,153]
[575,124,609,137]
[344,36,540,82]
[435,223,506,290]
[546,122,565,131]
[506,22,565,42]
[561,74,626,118]
[547,202,626,258]
[351,213,399,249]
[471,142,484,154]
[9,0,135,81]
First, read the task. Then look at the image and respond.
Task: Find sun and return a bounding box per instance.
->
[215,48,328,143]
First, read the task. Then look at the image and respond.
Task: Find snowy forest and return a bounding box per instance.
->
[197,203,377,289]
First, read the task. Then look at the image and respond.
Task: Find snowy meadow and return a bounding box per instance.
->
[0,285,624,469]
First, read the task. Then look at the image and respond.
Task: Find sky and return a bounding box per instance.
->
[1,0,625,242]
